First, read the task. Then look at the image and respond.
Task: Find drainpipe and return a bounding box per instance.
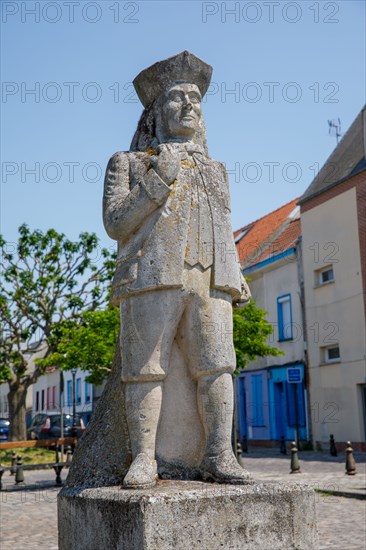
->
[296,236,313,446]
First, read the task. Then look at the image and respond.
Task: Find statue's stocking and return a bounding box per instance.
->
[197,372,234,457]
[125,381,163,460]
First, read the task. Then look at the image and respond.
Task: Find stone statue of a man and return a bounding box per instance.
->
[103,51,252,489]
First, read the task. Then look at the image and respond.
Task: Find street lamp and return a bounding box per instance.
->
[71,368,77,439]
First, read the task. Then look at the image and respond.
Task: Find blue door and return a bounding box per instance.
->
[237,376,247,440]
[274,382,286,440]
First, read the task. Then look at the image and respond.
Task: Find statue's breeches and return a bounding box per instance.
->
[119,268,236,383]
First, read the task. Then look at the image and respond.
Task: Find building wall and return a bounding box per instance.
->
[237,247,309,444]
[301,185,366,448]
[33,370,59,413]
[246,253,305,368]
[1,367,96,428]
[0,384,10,418]
[300,171,366,323]
[0,382,33,422]
[32,368,94,425]
[0,343,45,421]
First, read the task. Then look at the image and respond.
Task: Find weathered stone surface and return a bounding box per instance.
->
[64,343,130,489]
[133,50,213,108]
[58,481,318,550]
[68,52,252,491]
[101,51,252,488]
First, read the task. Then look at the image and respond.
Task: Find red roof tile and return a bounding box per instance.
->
[235,198,300,267]
[254,218,301,264]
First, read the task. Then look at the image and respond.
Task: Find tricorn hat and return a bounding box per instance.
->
[133,51,213,108]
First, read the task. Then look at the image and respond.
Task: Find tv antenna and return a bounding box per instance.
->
[328,118,342,144]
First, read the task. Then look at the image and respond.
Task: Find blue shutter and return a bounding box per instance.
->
[76,378,81,404]
[85,381,90,403]
[67,380,72,407]
[251,375,264,426]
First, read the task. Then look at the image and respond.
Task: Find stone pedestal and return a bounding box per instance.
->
[58,480,318,550]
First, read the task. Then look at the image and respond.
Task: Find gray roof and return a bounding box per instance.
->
[299,105,366,204]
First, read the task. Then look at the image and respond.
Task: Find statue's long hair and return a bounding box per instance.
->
[130,96,209,155]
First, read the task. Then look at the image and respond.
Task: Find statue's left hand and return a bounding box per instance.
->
[234,276,251,308]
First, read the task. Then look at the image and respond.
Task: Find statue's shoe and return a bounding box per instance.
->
[122,453,158,489]
[200,450,255,485]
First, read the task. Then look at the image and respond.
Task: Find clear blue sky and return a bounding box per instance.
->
[1,0,365,252]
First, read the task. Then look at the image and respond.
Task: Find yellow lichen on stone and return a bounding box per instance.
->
[180,160,195,168]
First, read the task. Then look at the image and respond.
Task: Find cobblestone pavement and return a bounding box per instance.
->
[243,449,366,498]
[244,450,366,550]
[1,473,59,550]
[0,451,365,549]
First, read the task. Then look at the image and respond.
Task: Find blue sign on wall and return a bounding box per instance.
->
[287,367,302,383]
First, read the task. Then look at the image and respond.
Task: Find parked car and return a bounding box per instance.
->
[0,418,10,440]
[26,413,85,440]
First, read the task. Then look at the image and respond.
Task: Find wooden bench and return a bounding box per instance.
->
[0,437,77,489]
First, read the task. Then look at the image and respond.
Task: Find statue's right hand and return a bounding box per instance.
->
[150,149,180,186]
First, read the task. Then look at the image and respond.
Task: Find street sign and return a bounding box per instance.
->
[287,367,302,383]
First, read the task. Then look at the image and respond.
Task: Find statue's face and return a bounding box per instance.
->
[159,83,202,140]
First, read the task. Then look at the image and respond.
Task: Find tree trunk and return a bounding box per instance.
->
[8,382,28,441]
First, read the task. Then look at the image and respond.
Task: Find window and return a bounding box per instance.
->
[67,380,72,407]
[76,378,81,405]
[277,294,293,341]
[35,391,39,412]
[85,381,91,403]
[52,386,56,410]
[321,267,334,284]
[315,265,334,286]
[46,387,50,410]
[41,389,45,411]
[251,375,264,426]
[322,345,340,363]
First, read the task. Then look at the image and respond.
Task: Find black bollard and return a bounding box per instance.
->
[241,435,248,453]
[0,464,4,490]
[236,441,242,456]
[329,434,338,457]
[15,455,24,484]
[55,444,60,464]
[53,465,64,486]
[345,441,356,475]
[10,450,16,475]
[236,442,246,468]
[290,441,301,474]
[280,435,287,455]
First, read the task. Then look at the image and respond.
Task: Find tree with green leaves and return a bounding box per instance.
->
[40,298,282,388]
[38,306,120,386]
[233,299,284,373]
[0,224,115,440]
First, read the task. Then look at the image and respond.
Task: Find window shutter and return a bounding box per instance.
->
[251,375,264,426]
